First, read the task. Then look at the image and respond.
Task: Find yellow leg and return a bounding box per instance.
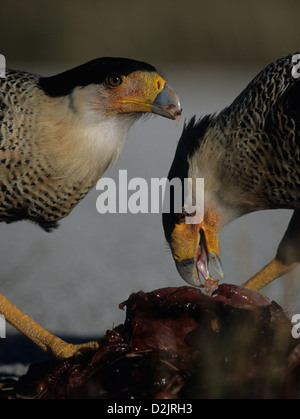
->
[242,258,299,291]
[0,293,100,360]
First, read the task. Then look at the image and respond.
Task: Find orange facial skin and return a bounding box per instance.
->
[170,208,220,263]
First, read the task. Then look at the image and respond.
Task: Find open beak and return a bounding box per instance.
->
[170,213,224,287]
[175,249,224,287]
[151,83,182,120]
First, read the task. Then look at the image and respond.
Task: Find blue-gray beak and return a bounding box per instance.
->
[151,83,182,120]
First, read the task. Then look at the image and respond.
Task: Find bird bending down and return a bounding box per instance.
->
[163,52,300,292]
[0,57,181,360]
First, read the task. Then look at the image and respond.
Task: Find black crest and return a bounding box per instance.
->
[39,57,157,97]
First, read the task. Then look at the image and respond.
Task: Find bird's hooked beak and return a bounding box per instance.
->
[151,83,182,120]
[170,209,224,287]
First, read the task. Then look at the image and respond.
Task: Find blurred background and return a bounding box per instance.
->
[1,0,300,375]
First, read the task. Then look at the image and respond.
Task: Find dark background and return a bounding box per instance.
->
[1,0,300,69]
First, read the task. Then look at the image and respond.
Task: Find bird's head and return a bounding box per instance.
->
[163,116,225,288]
[163,203,224,288]
[38,57,182,122]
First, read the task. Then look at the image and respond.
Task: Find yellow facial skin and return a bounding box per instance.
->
[170,208,220,263]
[99,71,181,119]
[114,72,166,112]
[171,221,201,262]
[169,207,224,287]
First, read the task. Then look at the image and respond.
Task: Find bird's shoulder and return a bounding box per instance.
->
[0,69,40,94]
[0,70,45,143]
[0,69,42,120]
[223,53,300,122]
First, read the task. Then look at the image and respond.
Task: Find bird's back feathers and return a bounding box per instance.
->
[177,52,300,212]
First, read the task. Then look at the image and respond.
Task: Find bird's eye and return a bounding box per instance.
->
[106,74,123,88]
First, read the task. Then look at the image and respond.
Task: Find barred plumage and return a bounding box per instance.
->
[0,57,181,360]
[163,52,300,291]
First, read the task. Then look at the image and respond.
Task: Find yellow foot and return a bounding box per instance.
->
[0,292,101,361]
[48,338,101,361]
[242,258,298,291]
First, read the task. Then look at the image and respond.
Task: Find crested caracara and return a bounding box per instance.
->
[163,52,300,292]
[0,57,181,359]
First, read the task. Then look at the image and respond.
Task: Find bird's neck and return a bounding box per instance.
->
[38,97,134,185]
[187,125,252,230]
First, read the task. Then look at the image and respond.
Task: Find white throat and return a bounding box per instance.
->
[69,114,134,182]
[41,97,135,185]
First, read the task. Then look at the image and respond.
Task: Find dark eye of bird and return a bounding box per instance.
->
[106,74,123,88]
